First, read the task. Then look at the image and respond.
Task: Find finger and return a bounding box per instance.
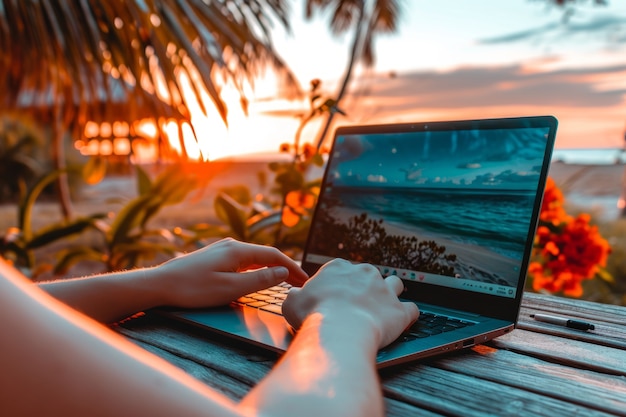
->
[403,301,421,323]
[223,266,290,299]
[387,302,420,342]
[285,271,309,287]
[233,243,309,286]
[385,275,405,296]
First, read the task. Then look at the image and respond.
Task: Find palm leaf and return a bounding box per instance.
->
[0,0,300,158]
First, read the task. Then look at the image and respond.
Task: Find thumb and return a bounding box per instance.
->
[281,287,304,329]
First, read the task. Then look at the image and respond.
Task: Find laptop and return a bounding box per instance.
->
[162,115,557,368]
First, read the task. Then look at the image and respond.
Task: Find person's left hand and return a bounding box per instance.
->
[152,238,309,309]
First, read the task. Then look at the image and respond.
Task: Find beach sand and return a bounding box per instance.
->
[548,161,625,220]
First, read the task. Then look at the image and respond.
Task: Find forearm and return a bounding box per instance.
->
[239,309,384,417]
[38,267,166,324]
[36,239,309,324]
[1,260,243,417]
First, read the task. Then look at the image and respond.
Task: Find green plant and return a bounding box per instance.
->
[0,155,241,278]
[0,169,105,276]
[54,163,205,274]
[192,147,323,257]
[593,218,626,305]
[0,115,48,203]
[198,80,333,256]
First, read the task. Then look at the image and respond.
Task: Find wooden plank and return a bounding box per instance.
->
[117,314,277,385]
[120,316,444,416]
[380,363,616,417]
[123,321,616,417]
[521,293,626,325]
[490,329,626,376]
[125,336,255,401]
[384,397,444,417]
[516,320,626,351]
[114,294,626,417]
[519,293,626,350]
[430,346,626,415]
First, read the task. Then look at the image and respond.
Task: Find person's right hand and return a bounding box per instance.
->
[282,258,420,349]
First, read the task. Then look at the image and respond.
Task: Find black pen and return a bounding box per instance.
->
[530,313,595,331]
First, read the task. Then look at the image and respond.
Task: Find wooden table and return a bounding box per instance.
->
[116,293,626,416]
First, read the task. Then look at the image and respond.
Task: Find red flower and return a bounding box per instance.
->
[529,178,611,297]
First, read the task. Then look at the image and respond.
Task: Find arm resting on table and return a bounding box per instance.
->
[0,259,390,417]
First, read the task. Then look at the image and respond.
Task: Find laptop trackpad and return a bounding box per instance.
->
[174,306,293,352]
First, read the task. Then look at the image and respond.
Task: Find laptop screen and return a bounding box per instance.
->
[301,116,556,316]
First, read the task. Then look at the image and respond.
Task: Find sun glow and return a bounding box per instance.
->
[174,67,307,161]
[80,51,309,162]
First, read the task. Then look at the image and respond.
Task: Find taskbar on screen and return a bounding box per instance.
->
[304,253,517,299]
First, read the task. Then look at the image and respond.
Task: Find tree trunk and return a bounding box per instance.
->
[314,8,366,150]
[52,109,73,220]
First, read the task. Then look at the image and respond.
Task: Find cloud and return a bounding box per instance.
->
[479,22,560,44]
[367,174,387,183]
[358,63,626,110]
[478,14,626,45]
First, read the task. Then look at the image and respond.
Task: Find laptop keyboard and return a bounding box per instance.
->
[235,284,476,341]
[402,311,475,341]
[233,282,292,315]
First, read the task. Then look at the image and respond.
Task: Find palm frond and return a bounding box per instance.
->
[0,0,301,159]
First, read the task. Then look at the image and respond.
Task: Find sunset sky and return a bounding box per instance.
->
[208,0,626,159]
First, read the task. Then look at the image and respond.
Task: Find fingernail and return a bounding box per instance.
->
[275,266,289,280]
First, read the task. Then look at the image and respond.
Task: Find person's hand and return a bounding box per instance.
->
[282,258,420,349]
[153,238,309,309]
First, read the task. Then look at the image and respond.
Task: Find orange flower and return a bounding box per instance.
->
[302,143,316,160]
[282,190,317,227]
[529,178,611,297]
[539,177,570,225]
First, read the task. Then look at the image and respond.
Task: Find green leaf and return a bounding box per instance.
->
[311,153,325,167]
[83,156,107,185]
[151,165,198,206]
[275,169,304,195]
[219,185,252,206]
[135,164,152,196]
[268,162,281,171]
[19,170,62,240]
[247,210,282,238]
[54,247,105,276]
[304,178,323,189]
[596,268,615,284]
[108,194,155,246]
[214,192,247,240]
[111,240,179,270]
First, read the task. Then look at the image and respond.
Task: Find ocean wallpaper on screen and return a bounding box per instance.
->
[308,126,551,287]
